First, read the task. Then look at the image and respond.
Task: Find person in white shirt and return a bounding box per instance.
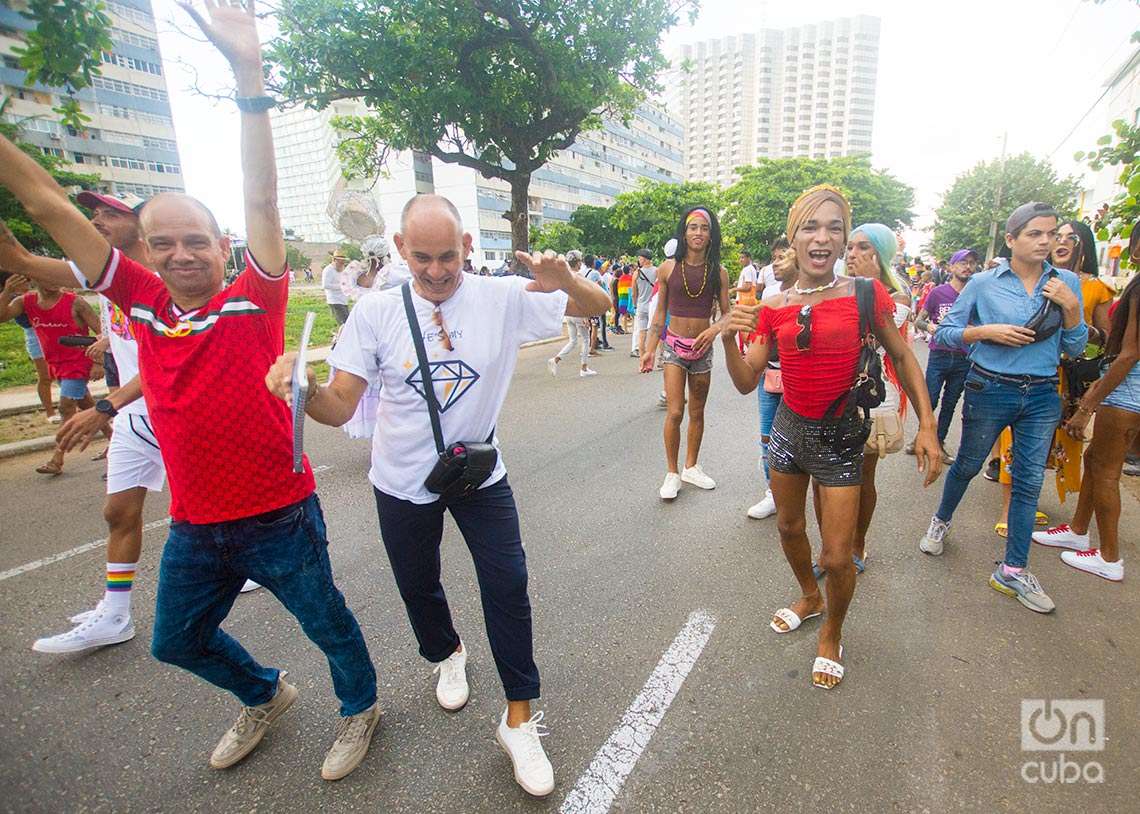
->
[758,238,788,293]
[267,194,609,798]
[321,251,350,324]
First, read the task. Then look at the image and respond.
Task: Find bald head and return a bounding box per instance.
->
[400,194,463,238]
[139,192,223,238]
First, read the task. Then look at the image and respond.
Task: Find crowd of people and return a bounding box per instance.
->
[0,0,1138,799]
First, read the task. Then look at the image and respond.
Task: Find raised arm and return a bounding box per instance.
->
[0,224,86,289]
[720,303,769,393]
[513,250,610,317]
[180,0,285,275]
[0,274,27,322]
[0,147,110,283]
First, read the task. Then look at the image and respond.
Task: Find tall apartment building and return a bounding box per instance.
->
[675,15,880,186]
[0,0,184,199]
[272,103,684,264]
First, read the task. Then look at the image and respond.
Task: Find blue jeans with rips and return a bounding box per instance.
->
[924,349,971,444]
[757,386,783,482]
[934,368,1061,568]
[151,494,377,716]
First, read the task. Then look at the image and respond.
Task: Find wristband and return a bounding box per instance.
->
[235,95,276,113]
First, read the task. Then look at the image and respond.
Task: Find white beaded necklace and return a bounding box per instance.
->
[793,275,840,295]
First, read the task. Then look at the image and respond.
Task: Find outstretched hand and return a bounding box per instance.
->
[179,0,264,71]
[515,250,574,294]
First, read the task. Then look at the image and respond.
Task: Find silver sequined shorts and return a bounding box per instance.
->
[768,401,871,487]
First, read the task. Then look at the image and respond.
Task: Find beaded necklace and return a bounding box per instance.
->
[793,275,840,295]
[681,260,709,299]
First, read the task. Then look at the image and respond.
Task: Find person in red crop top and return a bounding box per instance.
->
[0,277,103,475]
[723,185,942,690]
[640,206,731,500]
[0,1,379,781]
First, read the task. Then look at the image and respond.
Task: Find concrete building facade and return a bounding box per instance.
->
[271,103,684,265]
[0,0,184,199]
[675,15,880,186]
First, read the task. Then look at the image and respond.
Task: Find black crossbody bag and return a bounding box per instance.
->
[402,282,498,501]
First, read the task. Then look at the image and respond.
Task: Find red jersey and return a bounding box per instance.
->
[756,279,895,419]
[22,290,93,380]
[84,249,314,524]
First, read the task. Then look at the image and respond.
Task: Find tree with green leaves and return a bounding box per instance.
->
[269,0,697,264]
[1078,118,1140,255]
[529,221,584,254]
[568,204,628,257]
[930,153,1081,261]
[284,243,313,275]
[609,179,723,256]
[9,0,112,129]
[721,156,915,264]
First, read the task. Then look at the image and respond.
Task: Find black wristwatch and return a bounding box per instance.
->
[235,95,276,113]
[95,399,118,418]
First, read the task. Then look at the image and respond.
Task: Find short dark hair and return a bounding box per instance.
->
[770,236,789,252]
[740,250,752,259]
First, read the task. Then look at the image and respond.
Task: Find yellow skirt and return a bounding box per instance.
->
[995,369,1082,501]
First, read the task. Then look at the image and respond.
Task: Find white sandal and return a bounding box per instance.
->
[770,607,821,634]
[812,645,845,689]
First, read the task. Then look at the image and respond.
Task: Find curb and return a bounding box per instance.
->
[0,435,57,460]
[0,336,565,459]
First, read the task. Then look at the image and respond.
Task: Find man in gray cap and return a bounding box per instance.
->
[917,202,1087,614]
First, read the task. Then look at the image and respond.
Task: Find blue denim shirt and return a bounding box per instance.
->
[934,260,1088,377]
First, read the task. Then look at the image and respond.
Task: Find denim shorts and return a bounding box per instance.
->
[1102,364,1140,414]
[661,340,713,374]
[23,327,43,360]
[768,401,870,486]
[59,377,89,400]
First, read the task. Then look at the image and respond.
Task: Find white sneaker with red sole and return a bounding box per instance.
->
[1061,549,1123,582]
[1031,524,1090,551]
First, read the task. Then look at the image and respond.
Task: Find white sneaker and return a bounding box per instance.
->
[495,709,554,797]
[656,393,667,409]
[432,644,469,711]
[1061,549,1124,582]
[747,489,777,519]
[579,368,598,378]
[659,472,681,500]
[33,607,134,654]
[240,580,262,593]
[681,464,716,490]
[69,599,105,625]
[919,516,950,556]
[1032,524,1091,551]
[547,358,557,377]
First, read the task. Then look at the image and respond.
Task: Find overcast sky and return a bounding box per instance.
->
[154,0,1140,250]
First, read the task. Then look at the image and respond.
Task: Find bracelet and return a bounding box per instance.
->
[1076,405,1094,416]
[235,95,276,113]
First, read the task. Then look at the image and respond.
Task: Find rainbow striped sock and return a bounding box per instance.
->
[104,562,136,614]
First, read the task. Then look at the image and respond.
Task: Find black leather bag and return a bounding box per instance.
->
[824,277,886,420]
[1023,298,1063,342]
[402,283,498,501]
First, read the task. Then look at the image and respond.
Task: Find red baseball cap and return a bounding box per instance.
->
[76,190,145,215]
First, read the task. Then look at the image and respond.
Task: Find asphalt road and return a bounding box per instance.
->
[1,339,1137,813]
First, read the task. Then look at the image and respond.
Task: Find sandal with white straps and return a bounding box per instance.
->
[769,607,822,634]
[812,645,845,690]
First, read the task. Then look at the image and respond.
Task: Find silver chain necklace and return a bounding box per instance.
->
[793,275,840,295]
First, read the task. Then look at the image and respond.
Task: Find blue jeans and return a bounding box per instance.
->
[924,349,971,444]
[151,494,377,716]
[757,386,783,481]
[934,368,1061,568]
[373,477,540,701]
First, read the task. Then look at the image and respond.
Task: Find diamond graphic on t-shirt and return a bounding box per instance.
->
[406,360,480,412]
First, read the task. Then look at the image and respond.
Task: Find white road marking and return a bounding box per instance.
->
[0,465,336,582]
[559,609,717,814]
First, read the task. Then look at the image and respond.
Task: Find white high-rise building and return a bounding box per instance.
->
[0,0,184,199]
[674,15,881,186]
[271,103,684,264]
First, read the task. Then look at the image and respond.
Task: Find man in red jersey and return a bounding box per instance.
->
[0,0,377,782]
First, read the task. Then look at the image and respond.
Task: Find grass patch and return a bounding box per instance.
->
[0,291,338,391]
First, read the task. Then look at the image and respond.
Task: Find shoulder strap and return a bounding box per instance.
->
[402,282,445,455]
[854,277,874,338]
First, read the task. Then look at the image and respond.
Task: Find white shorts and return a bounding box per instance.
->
[635,307,651,329]
[106,412,166,495]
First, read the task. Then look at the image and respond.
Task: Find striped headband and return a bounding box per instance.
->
[686,208,711,225]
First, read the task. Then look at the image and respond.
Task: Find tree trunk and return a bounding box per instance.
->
[507,172,531,275]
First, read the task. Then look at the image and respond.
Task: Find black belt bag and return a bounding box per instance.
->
[402,282,498,501]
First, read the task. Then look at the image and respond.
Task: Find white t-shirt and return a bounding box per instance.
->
[761,281,785,302]
[328,275,568,503]
[322,263,348,305]
[739,264,760,286]
[759,263,778,290]
[97,294,148,416]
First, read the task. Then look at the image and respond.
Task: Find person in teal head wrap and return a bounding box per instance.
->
[847,223,905,296]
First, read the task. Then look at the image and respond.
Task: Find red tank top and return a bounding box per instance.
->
[667,261,716,319]
[22,291,93,380]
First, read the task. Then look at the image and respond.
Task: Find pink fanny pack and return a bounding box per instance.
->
[664,330,706,361]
